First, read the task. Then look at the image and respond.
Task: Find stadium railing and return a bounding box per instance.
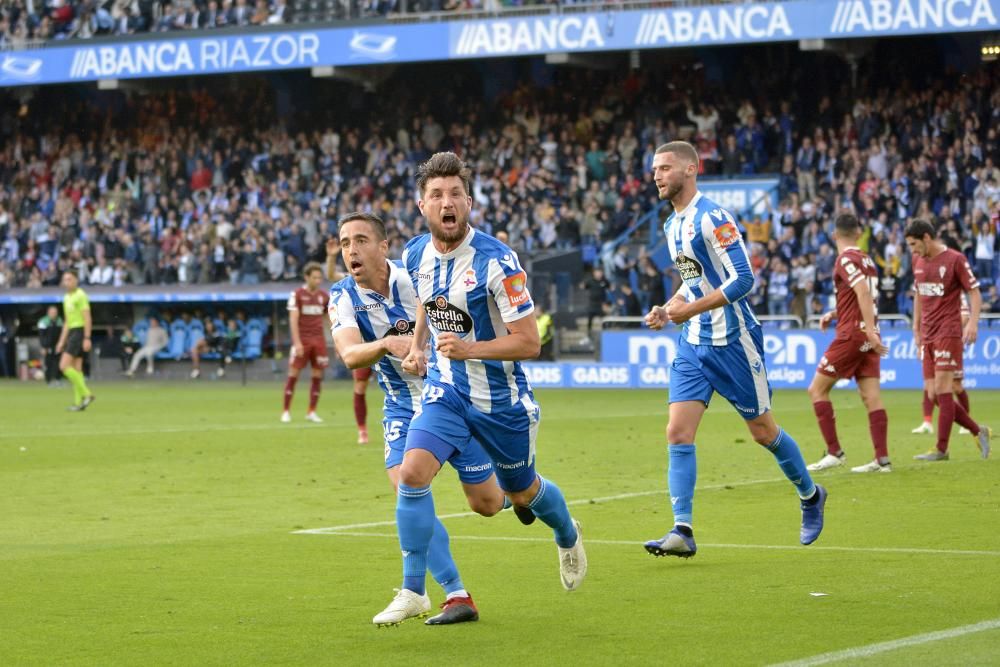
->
[805,313,912,329]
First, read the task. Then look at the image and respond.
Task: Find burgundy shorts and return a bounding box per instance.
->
[817,332,881,380]
[352,367,373,381]
[921,338,964,380]
[291,339,329,370]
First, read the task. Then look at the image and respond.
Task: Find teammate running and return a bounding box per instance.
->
[330,211,520,626]
[392,152,586,622]
[643,141,826,559]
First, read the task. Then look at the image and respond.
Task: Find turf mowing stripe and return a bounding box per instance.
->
[770,616,1000,666]
[300,531,1000,558]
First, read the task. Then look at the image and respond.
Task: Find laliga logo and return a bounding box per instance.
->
[763,333,817,365]
[829,0,997,33]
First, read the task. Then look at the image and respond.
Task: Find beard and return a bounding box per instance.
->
[661,180,683,202]
[430,214,469,245]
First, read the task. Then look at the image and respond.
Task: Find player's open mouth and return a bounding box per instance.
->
[350,260,363,272]
[442,214,456,225]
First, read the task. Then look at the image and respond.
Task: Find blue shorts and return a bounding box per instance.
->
[406,380,540,493]
[382,404,495,484]
[669,328,772,420]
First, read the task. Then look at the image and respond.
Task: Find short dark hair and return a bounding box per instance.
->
[415,152,471,198]
[904,219,936,240]
[303,261,323,278]
[834,213,861,236]
[338,211,386,240]
[655,141,699,168]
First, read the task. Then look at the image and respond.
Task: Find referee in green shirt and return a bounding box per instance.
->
[56,272,95,411]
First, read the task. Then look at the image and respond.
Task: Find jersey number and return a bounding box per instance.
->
[422,385,445,404]
[384,420,404,442]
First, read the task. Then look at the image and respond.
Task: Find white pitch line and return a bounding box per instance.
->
[770,617,1000,666]
[291,475,789,534]
[297,531,1000,558]
[0,423,322,439]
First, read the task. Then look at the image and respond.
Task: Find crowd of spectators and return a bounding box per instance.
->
[0,0,553,45]
[2,49,1000,326]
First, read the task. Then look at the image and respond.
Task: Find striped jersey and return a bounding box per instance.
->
[664,191,758,346]
[328,260,421,413]
[403,228,534,414]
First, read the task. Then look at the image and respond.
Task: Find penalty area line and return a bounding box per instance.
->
[296,531,1000,558]
[770,616,1000,666]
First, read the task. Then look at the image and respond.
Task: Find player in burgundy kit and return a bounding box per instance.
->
[806,214,891,473]
[281,262,331,423]
[905,220,992,460]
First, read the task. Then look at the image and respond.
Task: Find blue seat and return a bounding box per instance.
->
[187,319,205,350]
[157,320,188,360]
[133,320,149,346]
[236,320,266,360]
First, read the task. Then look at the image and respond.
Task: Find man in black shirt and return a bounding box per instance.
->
[37,306,63,384]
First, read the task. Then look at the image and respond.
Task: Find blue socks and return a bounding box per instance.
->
[765,428,817,499]
[527,476,577,548]
[426,517,464,596]
[396,483,436,596]
[668,444,697,527]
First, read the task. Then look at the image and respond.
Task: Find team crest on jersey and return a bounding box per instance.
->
[685,220,696,239]
[713,222,739,248]
[674,254,704,288]
[425,297,473,334]
[502,272,530,307]
[939,266,947,279]
[385,319,416,336]
[462,269,478,290]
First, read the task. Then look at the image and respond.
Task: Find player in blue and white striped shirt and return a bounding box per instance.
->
[329,212,511,627]
[394,152,586,610]
[643,141,827,559]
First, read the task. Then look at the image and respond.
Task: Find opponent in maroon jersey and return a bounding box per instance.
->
[912,240,974,435]
[806,214,891,473]
[281,262,331,423]
[905,220,991,460]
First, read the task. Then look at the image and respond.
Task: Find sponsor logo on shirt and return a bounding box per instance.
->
[713,222,739,248]
[503,271,531,307]
[413,271,433,282]
[354,302,383,312]
[425,297,473,334]
[301,305,325,315]
[675,253,704,288]
[917,283,945,297]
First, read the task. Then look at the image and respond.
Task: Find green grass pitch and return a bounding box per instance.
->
[2,381,999,665]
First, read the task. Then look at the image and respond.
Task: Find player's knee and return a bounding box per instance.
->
[505,489,534,507]
[398,464,432,488]
[749,422,779,446]
[666,422,695,444]
[806,381,826,403]
[468,494,503,517]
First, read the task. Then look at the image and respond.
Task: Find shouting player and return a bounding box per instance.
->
[281,262,330,423]
[330,211,518,626]
[392,152,586,617]
[905,220,991,460]
[643,141,826,558]
[806,214,891,473]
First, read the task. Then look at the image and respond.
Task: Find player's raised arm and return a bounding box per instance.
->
[333,326,410,370]
[325,237,344,282]
[402,305,429,376]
